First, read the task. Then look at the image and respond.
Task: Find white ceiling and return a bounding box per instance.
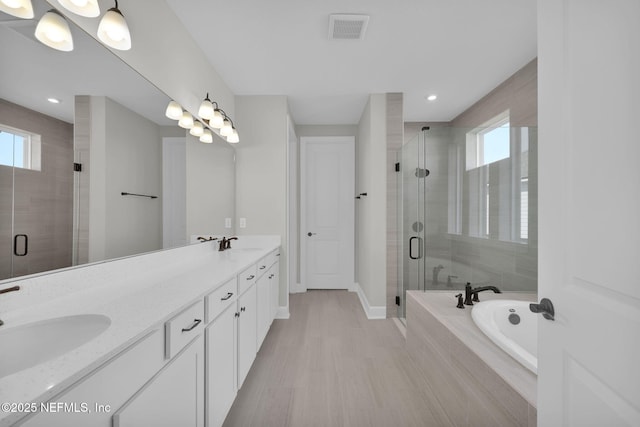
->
[166,0,537,125]
[0,1,173,126]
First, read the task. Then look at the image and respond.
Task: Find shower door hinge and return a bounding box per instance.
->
[395,296,400,306]
[395,162,400,172]
[73,163,82,172]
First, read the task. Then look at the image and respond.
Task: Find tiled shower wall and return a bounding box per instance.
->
[0,98,74,279]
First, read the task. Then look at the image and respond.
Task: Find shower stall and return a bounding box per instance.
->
[397,124,537,321]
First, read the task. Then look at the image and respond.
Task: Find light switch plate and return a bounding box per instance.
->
[239,218,246,228]
[225,218,232,228]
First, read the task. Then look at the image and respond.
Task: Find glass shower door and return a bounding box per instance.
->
[397,131,426,319]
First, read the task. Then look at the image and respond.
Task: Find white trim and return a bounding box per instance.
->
[354,283,386,320]
[290,282,306,293]
[275,306,290,319]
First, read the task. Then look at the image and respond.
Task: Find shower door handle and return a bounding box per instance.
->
[409,236,422,260]
[13,234,28,257]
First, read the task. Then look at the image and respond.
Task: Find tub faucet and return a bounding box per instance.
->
[464,282,501,306]
[432,265,444,285]
[447,275,458,287]
[0,285,20,326]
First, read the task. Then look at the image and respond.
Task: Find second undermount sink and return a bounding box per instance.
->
[0,314,111,378]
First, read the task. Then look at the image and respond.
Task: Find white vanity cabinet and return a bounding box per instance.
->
[256,268,271,350]
[270,255,280,322]
[113,334,205,427]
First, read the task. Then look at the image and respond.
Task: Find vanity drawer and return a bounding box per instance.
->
[165,300,205,359]
[206,277,237,322]
[267,249,280,267]
[238,264,257,295]
[256,256,270,279]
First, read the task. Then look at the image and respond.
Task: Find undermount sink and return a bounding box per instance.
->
[0,314,111,378]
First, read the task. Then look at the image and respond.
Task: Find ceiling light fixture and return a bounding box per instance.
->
[35,9,74,52]
[200,129,213,144]
[190,121,204,137]
[178,111,194,129]
[0,0,34,19]
[97,0,131,51]
[56,0,100,18]
[47,97,61,104]
[165,100,182,120]
[426,94,438,101]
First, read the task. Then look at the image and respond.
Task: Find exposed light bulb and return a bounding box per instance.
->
[220,118,232,137]
[97,2,131,50]
[190,121,204,137]
[0,0,34,19]
[178,111,194,129]
[200,129,213,144]
[35,10,74,52]
[57,0,100,17]
[165,100,182,120]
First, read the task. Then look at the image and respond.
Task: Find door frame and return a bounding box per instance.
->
[300,136,355,291]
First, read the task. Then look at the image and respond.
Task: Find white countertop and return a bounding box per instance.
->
[407,290,538,407]
[0,235,280,426]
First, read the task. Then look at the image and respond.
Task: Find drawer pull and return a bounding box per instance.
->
[235,312,240,317]
[240,307,246,312]
[246,275,255,280]
[181,319,202,332]
[221,292,234,301]
[268,274,274,279]
[276,253,280,256]
[259,265,266,270]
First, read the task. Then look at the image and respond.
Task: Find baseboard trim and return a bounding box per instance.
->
[354,283,386,320]
[290,282,306,294]
[275,306,290,319]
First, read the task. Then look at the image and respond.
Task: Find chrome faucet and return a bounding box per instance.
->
[463,282,501,306]
[432,265,444,285]
[0,285,20,326]
[218,237,238,251]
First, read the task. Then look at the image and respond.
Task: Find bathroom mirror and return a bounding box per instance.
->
[0,2,235,281]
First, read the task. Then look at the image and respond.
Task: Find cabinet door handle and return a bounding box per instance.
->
[268,274,274,279]
[246,275,255,280]
[240,307,246,312]
[221,292,234,301]
[235,312,240,317]
[259,265,266,270]
[276,253,280,256]
[181,318,202,332]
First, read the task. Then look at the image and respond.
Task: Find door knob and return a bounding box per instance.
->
[307,232,317,237]
[530,298,555,321]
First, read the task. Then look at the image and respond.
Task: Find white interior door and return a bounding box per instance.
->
[301,136,354,290]
[538,1,640,425]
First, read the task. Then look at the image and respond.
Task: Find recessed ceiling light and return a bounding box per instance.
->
[47,97,61,104]
[426,94,438,101]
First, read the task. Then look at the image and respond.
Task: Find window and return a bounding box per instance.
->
[448,111,530,243]
[0,124,41,171]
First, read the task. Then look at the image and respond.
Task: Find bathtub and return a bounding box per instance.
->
[471,299,538,374]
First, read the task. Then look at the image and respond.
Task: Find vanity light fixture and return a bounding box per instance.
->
[57,0,100,18]
[165,100,183,120]
[97,0,131,51]
[0,0,34,19]
[178,111,194,129]
[200,129,213,144]
[189,120,204,137]
[35,9,74,52]
[198,93,215,120]
[227,128,239,144]
[220,117,233,137]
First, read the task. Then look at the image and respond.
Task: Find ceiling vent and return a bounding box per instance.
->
[328,14,369,40]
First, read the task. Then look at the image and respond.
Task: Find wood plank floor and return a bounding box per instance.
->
[223,290,454,427]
